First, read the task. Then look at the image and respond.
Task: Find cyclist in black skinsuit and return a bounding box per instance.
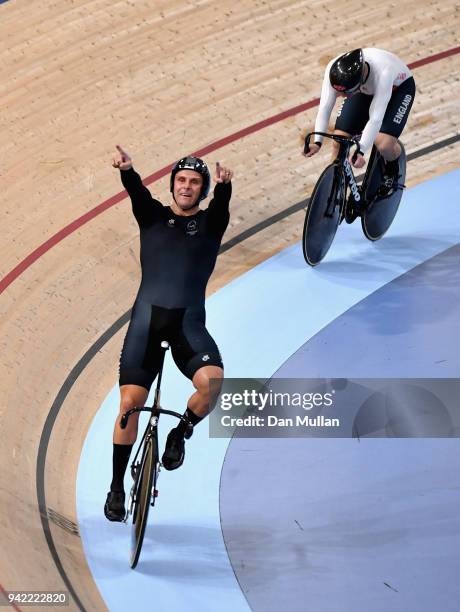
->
[105,146,233,521]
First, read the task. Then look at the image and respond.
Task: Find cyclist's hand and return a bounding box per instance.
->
[215,161,233,184]
[350,153,366,169]
[304,143,321,158]
[112,145,133,170]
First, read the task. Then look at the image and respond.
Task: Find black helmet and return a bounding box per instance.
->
[329,49,364,93]
[170,156,211,202]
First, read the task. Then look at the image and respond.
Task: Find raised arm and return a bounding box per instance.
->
[112,145,162,227]
[206,162,233,234]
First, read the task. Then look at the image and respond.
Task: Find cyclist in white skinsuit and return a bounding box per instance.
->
[306,48,415,200]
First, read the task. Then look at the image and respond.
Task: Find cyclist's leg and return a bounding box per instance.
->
[162,306,223,470]
[116,299,162,443]
[333,92,372,160]
[169,305,224,388]
[374,132,401,161]
[188,365,223,418]
[375,77,416,192]
[114,384,149,445]
[106,301,160,519]
[105,384,149,521]
[377,76,416,150]
[374,133,401,193]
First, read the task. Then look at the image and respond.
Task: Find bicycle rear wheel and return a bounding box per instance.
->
[302,164,344,266]
[130,436,157,569]
[361,142,406,241]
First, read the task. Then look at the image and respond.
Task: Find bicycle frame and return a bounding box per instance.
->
[302,132,406,265]
[118,341,195,567]
[305,131,362,206]
[122,407,192,519]
[120,341,193,518]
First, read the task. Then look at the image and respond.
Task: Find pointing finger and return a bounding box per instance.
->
[116,145,128,160]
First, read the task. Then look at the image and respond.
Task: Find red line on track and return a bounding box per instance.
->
[408,46,460,69]
[1,45,459,296]
[0,583,22,612]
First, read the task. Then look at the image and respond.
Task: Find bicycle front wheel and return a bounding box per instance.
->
[302,164,344,266]
[130,436,157,569]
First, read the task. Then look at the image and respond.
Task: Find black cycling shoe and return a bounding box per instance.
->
[162,427,185,471]
[104,490,126,522]
[378,172,402,198]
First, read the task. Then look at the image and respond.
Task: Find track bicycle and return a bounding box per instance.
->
[302,131,406,266]
[120,340,193,568]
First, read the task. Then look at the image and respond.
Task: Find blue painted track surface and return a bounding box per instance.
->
[77,169,460,611]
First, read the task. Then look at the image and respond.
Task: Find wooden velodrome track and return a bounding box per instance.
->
[1,0,459,609]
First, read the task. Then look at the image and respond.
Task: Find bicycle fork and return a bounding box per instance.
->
[325,164,346,218]
[125,426,160,520]
[150,433,160,507]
